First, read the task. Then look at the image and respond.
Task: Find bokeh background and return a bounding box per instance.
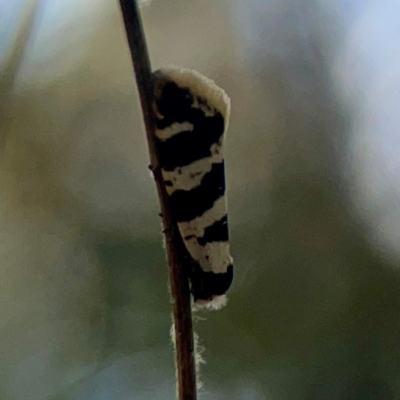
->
[1,0,400,398]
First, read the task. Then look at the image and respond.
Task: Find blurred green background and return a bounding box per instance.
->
[2,0,400,398]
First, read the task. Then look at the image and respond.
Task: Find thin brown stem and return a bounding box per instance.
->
[117,1,197,399]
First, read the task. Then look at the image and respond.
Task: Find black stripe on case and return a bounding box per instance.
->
[197,215,229,246]
[154,81,213,129]
[190,263,233,301]
[156,114,224,170]
[168,162,226,222]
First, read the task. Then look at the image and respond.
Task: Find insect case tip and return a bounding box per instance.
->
[194,295,228,311]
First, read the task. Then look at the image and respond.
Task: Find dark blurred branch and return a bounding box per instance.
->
[0,0,40,104]
[0,0,40,105]
[117,1,197,399]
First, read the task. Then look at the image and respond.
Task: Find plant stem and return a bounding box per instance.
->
[117,1,197,399]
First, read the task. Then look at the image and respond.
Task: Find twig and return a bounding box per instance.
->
[117,1,197,399]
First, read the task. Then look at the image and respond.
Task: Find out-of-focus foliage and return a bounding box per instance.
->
[1,0,400,399]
